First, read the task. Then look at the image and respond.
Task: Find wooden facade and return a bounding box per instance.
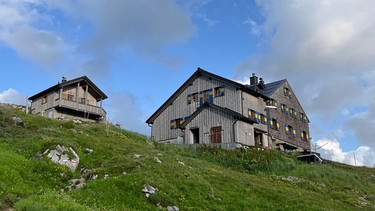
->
[146,67,311,152]
[28,76,108,122]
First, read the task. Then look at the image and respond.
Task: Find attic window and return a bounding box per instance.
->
[214,85,225,97]
[284,86,292,99]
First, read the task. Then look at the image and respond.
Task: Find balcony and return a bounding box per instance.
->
[54,98,106,117]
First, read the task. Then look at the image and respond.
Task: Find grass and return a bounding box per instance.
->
[1,105,375,210]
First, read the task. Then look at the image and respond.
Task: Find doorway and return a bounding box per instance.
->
[190,128,199,144]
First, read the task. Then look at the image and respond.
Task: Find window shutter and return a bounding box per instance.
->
[290,108,293,116]
[170,120,176,130]
[187,94,192,104]
[300,130,304,140]
[293,127,296,137]
[285,105,289,115]
[303,115,307,123]
[209,88,213,103]
[281,104,285,113]
[294,110,297,118]
[255,111,261,122]
[276,120,280,131]
[299,112,303,121]
[220,85,225,96]
[248,108,251,118]
[284,86,287,96]
[288,90,292,98]
[264,115,268,125]
[274,100,278,107]
[270,118,274,129]
[285,124,289,135]
[199,91,204,106]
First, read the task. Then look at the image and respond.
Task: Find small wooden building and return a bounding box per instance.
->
[28,76,108,122]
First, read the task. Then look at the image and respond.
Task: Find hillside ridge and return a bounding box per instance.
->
[1,105,375,210]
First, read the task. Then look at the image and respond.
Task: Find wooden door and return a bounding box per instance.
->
[210,126,222,143]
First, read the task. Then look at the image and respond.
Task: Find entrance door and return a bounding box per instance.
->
[254,131,263,146]
[210,126,222,143]
[190,128,199,144]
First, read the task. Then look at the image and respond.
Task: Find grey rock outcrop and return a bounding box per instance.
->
[45,145,80,172]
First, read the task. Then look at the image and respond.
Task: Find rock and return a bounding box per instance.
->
[178,161,185,166]
[134,154,141,158]
[167,206,180,211]
[45,145,80,172]
[85,148,93,153]
[10,116,23,127]
[142,184,157,198]
[154,157,162,163]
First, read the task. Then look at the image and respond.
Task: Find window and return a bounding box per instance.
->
[284,86,292,98]
[170,117,188,130]
[67,94,74,101]
[300,130,309,141]
[187,92,198,105]
[269,118,280,130]
[289,107,294,117]
[248,108,261,122]
[281,103,285,113]
[285,124,296,137]
[42,96,47,104]
[199,89,213,105]
[214,85,225,97]
[80,98,86,104]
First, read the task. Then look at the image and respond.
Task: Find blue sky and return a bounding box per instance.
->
[1,0,375,167]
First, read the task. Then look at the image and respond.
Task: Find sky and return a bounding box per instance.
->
[1,0,375,167]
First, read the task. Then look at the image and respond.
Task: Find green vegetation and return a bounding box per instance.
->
[1,105,375,210]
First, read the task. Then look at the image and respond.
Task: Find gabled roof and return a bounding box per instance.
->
[179,102,257,129]
[28,76,108,101]
[146,67,270,124]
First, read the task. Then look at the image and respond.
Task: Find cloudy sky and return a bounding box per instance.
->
[1,0,374,167]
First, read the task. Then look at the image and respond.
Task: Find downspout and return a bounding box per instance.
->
[241,90,244,116]
[232,118,239,145]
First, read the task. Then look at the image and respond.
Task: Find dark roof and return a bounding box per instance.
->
[179,102,258,129]
[146,67,270,124]
[246,79,287,97]
[262,79,287,97]
[28,76,108,101]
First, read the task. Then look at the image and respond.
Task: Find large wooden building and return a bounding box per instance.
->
[28,76,107,122]
[146,68,311,151]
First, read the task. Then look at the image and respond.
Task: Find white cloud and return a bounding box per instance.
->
[0,88,27,105]
[315,138,375,167]
[105,92,149,135]
[0,1,67,67]
[233,1,375,163]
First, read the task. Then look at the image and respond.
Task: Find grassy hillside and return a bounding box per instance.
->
[1,105,375,210]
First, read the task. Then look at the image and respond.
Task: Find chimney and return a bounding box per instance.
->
[259,77,265,86]
[62,77,67,83]
[250,73,258,85]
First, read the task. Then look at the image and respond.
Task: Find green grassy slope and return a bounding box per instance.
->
[1,105,375,210]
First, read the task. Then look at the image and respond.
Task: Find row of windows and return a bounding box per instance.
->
[187,85,225,106]
[249,108,309,141]
[279,102,308,123]
[248,108,280,130]
[284,123,309,141]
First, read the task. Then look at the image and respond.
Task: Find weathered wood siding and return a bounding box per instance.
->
[183,106,237,144]
[151,75,242,141]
